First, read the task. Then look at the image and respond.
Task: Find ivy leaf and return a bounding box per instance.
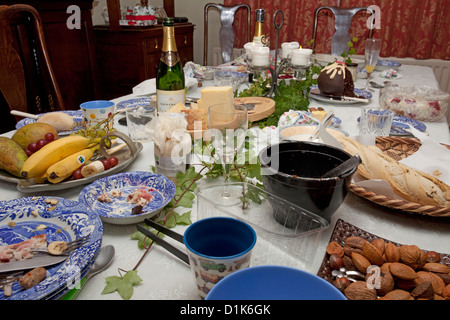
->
[130,225,163,249]
[158,210,192,229]
[102,270,142,300]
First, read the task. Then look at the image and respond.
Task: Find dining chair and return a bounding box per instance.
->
[203,3,251,66]
[312,6,375,56]
[0,4,63,129]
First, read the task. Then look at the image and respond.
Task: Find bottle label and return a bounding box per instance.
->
[161,51,180,67]
[157,89,185,112]
[253,35,266,46]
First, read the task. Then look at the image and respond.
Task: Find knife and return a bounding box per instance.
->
[0,254,68,273]
[309,88,369,103]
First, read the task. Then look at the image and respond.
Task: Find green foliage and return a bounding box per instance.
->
[102,270,142,300]
[341,37,359,64]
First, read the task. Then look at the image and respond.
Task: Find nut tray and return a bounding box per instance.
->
[196,182,329,270]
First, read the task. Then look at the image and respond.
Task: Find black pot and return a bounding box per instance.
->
[259,141,358,224]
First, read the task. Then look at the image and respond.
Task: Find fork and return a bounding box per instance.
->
[32,235,90,256]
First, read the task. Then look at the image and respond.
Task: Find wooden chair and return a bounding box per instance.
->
[203,3,251,66]
[0,4,63,131]
[312,6,375,56]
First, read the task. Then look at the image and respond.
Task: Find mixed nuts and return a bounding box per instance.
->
[325,237,450,300]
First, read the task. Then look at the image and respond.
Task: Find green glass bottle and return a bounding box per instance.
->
[156,17,185,112]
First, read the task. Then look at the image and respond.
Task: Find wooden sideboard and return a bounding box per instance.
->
[94,23,195,99]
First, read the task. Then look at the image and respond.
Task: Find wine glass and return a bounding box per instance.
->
[207,103,248,205]
[364,38,382,91]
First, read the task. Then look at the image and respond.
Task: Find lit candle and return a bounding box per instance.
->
[244,42,263,60]
[281,42,300,59]
[251,46,270,67]
[291,48,313,66]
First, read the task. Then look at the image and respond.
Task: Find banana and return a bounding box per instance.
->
[81,160,105,178]
[46,148,95,184]
[21,135,90,179]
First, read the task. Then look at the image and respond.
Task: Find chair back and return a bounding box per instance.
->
[204,3,251,66]
[312,6,374,57]
[0,4,63,130]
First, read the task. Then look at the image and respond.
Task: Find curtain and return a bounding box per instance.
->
[224,0,450,60]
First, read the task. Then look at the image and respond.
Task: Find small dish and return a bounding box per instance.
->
[78,171,176,225]
[357,115,427,136]
[116,98,154,112]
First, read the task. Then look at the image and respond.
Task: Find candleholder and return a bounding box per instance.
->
[290,62,312,81]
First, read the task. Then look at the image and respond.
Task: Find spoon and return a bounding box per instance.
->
[321,155,361,178]
[60,245,115,300]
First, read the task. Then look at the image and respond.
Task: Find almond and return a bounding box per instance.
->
[344,281,377,300]
[384,243,400,262]
[384,289,414,300]
[344,236,366,257]
[416,271,445,296]
[363,241,384,266]
[399,245,426,269]
[411,281,434,300]
[371,238,385,255]
[424,251,441,263]
[423,262,450,274]
[366,266,394,296]
[351,252,371,274]
[443,284,450,299]
[389,262,417,280]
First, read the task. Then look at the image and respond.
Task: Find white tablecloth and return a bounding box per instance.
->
[1,65,449,300]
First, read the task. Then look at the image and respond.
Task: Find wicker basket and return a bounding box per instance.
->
[349,137,450,218]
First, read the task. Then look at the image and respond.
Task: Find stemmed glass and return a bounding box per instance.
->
[364,38,382,91]
[207,103,248,205]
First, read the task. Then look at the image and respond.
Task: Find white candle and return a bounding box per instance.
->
[291,48,313,66]
[281,42,300,59]
[251,46,270,67]
[244,42,263,60]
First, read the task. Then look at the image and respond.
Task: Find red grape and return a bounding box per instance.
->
[28,142,38,153]
[108,156,119,168]
[36,139,48,149]
[25,149,33,157]
[45,133,55,142]
[72,168,83,180]
[101,158,111,170]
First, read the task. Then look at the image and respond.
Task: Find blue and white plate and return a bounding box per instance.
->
[0,197,102,300]
[309,86,372,105]
[116,98,153,112]
[15,110,83,135]
[79,171,176,225]
[375,59,402,71]
[357,115,427,136]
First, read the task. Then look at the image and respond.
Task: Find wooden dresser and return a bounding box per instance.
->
[94,0,195,99]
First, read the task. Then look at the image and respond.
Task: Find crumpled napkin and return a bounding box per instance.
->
[132,76,198,96]
[379,69,401,79]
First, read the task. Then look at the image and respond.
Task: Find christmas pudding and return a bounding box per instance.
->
[317,62,356,97]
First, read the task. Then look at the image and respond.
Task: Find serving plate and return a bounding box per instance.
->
[375,59,402,71]
[78,171,176,225]
[349,137,450,217]
[234,97,275,122]
[15,110,84,135]
[317,219,450,285]
[116,98,154,111]
[0,197,102,300]
[15,138,142,193]
[309,86,372,105]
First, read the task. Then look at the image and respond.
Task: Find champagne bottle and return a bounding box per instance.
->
[156,17,185,112]
[253,9,266,46]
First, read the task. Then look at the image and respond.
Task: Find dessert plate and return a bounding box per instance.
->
[78,171,176,225]
[309,86,372,105]
[375,59,402,71]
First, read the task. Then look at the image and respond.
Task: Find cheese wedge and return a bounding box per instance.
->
[167,102,187,113]
[197,86,235,122]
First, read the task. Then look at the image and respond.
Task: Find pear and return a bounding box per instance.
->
[11,123,58,151]
[0,137,29,178]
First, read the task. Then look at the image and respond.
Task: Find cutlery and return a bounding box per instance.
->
[137,219,190,265]
[10,110,39,119]
[369,81,384,89]
[60,245,115,300]
[310,88,370,103]
[331,267,365,282]
[308,111,334,142]
[321,155,361,178]
[31,235,90,256]
[0,254,68,273]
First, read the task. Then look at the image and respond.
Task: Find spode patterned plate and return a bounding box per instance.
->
[309,86,372,105]
[15,110,83,135]
[78,171,176,225]
[116,98,153,111]
[0,197,102,300]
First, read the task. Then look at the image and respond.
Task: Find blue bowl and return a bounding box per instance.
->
[205,265,346,300]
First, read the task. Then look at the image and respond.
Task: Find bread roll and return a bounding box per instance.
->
[338,136,450,207]
[37,112,75,132]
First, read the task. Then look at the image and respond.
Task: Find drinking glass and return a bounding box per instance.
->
[364,39,382,91]
[207,104,248,205]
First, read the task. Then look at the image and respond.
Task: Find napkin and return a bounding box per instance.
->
[132,76,198,96]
